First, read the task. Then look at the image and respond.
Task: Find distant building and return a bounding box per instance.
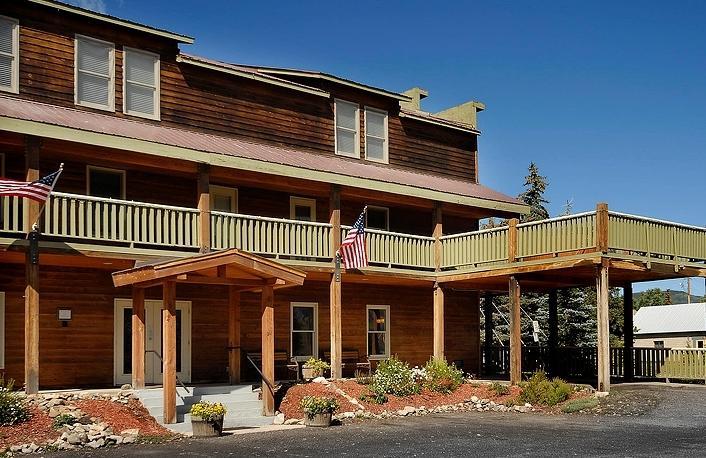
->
[633,303,706,348]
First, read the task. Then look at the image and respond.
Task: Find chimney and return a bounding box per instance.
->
[435,100,486,129]
[400,87,429,111]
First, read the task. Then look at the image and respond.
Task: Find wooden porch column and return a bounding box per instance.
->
[228,286,241,384]
[433,282,445,359]
[162,280,177,424]
[483,293,494,374]
[509,276,522,385]
[623,283,634,381]
[197,163,210,253]
[548,290,558,375]
[261,285,275,416]
[131,287,146,390]
[24,136,40,394]
[329,184,342,379]
[596,262,611,392]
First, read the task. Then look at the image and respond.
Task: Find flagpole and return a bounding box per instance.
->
[28,163,64,234]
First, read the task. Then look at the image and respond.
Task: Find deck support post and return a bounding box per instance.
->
[197,163,210,253]
[261,285,275,416]
[24,136,41,395]
[548,290,558,376]
[483,293,493,375]
[162,280,177,424]
[623,283,634,381]
[596,261,611,392]
[433,282,445,359]
[509,276,522,385]
[228,286,241,384]
[329,185,342,379]
[131,287,146,390]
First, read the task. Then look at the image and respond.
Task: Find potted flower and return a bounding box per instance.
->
[302,357,330,380]
[190,401,226,437]
[300,396,339,427]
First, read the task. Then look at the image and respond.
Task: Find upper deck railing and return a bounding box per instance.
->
[1,194,705,273]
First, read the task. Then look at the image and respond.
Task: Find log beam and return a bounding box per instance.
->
[24,136,40,394]
[131,287,146,390]
[509,276,522,385]
[329,184,342,379]
[483,293,493,374]
[228,286,241,384]
[623,283,634,381]
[433,282,445,359]
[596,262,611,392]
[162,280,177,424]
[261,285,275,416]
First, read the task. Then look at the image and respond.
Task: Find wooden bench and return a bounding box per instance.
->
[324,350,371,376]
[246,351,300,380]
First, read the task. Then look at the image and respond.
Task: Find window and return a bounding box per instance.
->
[364,107,388,163]
[75,35,115,111]
[0,16,19,94]
[366,206,389,231]
[87,166,125,199]
[210,185,238,213]
[367,305,390,359]
[653,341,664,349]
[291,303,318,360]
[123,47,160,119]
[334,99,359,158]
[0,153,5,177]
[697,340,704,349]
[290,197,316,222]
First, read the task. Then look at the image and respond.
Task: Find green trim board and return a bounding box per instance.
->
[0,117,530,215]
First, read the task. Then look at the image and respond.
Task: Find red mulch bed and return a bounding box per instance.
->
[278,382,359,420]
[75,399,172,437]
[0,407,59,449]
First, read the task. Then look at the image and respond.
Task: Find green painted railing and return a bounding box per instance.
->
[517,212,596,259]
[441,226,508,269]
[657,348,706,381]
[608,212,706,263]
[212,211,332,260]
[0,196,24,234]
[42,192,201,248]
[342,226,435,269]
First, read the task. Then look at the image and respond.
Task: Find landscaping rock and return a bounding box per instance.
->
[312,376,329,384]
[273,413,285,425]
[284,418,302,425]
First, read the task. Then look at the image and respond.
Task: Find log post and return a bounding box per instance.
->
[623,283,634,381]
[548,289,558,376]
[24,136,40,394]
[261,285,275,416]
[197,163,210,253]
[228,286,241,384]
[131,287,146,390]
[508,218,519,262]
[433,282,445,359]
[483,293,494,375]
[162,280,177,424]
[509,276,522,385]
[433,202,443,272]
[596,261,611,392]
[596,203,609,253]
[329,185,342,379]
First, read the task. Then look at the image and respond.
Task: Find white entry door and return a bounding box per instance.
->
[114,298,192,386]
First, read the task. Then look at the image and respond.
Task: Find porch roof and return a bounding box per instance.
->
[111,248,307,290]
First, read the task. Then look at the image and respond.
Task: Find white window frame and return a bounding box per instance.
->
[0,16,19,94]
[0,292,5,369]
[289,196,317,221]
[122,46,160,120]
[334,99,360,158]
[290,302,318,361]
[210,185,238,213]
[74,34,115,111]
[365,205,389,231]
[366,304,390,360]
[86,165,126,199]
[364,107,389,164]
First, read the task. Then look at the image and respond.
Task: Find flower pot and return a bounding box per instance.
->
[304,412,332,427]
[302,365,323,380]
[191,415,224,437]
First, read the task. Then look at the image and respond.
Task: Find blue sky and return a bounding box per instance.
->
[70,0,705,296]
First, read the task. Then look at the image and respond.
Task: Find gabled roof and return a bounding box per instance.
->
[634,303,706,335]
[28,0,194,44]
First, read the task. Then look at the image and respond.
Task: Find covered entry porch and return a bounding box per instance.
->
[112,248,306,424]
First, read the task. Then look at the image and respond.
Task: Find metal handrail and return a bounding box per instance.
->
[244,352,277,397]
[145,349,191,395]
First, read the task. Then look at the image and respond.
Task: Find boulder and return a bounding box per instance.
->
[273,413,285,425]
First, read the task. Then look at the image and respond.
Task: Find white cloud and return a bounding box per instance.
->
[71,0,108,14]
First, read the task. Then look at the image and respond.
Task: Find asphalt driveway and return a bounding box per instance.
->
[60,383,706,457]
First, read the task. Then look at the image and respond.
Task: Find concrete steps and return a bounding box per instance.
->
[136,384,273,433]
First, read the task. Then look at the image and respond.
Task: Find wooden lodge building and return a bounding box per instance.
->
[1,0,705,423]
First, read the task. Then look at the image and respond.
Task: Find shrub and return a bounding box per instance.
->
[370,356,420,397]
[422,358,464,394]
[489,382,510,396]
[300,396,339,417]
[359,391,387,405]
[518,372,573,406]
[190,401,226,421]
[561,397,599,413]
[52,413,76,429]
[304,357,330,373]
[0,378,30,426]
[354,369,373,386]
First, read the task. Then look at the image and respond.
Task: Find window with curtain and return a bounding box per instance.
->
[367,305,390,358]
[335,100,359,158]
[123,48,159,119]
[75,36,114,110]
[0,16,19,94]
[365,108,388,163]
[291,303,317,360]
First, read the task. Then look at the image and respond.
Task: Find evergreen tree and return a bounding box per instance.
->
[558,288,596,346]
[519,162,550,222]
[634,288,667,310]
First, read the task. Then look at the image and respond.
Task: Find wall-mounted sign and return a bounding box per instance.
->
[58,309,72,321]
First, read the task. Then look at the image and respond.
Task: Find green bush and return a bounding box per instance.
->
[190,401,226,421]
[304,357,330,373]
[422,358,464,394]
[52,413,76,429]
[518,372,573,406]
[489,381,510,396]
[359,391,388,405]
[370,356,420,397]
[0,378,30,426]
[300,396,339,416]
[561,397,599,413]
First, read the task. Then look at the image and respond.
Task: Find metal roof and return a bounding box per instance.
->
[634,303,706,335]
[399,109,481,135]
[0,95,527,213]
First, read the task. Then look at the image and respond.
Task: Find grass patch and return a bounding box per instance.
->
[561,397,599,413]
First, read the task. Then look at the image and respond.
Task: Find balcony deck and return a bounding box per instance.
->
[1,192,705,287]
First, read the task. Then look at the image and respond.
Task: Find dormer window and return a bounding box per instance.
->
[123,47,160,120]
[364,107,388,163]
[0,16,19,94]
[75,35,115,111]
[334,99,359,158]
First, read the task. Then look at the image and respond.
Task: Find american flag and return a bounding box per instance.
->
[0,166,63,203]
[339,207,368,270]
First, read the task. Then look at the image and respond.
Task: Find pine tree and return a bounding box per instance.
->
[558,288,596,346]
[519,162,550,222]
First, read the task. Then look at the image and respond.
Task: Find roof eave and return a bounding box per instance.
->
[398,111,481,135]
